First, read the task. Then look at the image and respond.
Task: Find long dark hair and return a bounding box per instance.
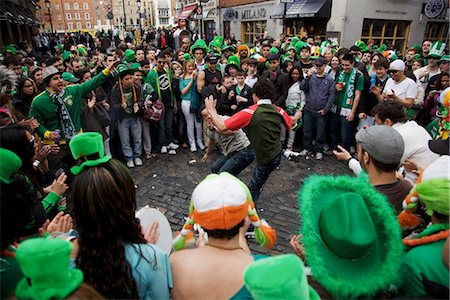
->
[0,124,35,174]
[288,64,304,86]
[73,159,146,299]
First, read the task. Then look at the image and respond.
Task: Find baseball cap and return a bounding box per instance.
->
[314,57,327,66]
[62,72,79,83]
[267,53,280,61]
[389,59,405,71]
[355,125,404,164]
[428,139,449,155]
[205,53,218,64]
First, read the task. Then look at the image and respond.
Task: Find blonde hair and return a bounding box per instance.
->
[182,60,195,80]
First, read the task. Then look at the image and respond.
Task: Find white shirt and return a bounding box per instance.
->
[383,77,418,101]
[392,121,439,184]
[414,66,440,90]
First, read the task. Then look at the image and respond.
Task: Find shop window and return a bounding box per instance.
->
[424,22,449,44]
[286,20,327,37]
[361,19,411,55]
[242,21,266,44]
[67,22,73,30]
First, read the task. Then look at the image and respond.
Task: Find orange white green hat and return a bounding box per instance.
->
[173,172,276,251]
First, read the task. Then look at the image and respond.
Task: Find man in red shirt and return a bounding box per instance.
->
[205,80,301,202]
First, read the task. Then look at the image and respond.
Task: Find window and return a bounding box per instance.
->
[242,21,266,44]
[158,9,169,17]
[58,24,63,30]
[361,19,411,55]
[66,13,72,20]
[159,18,168,25]
[86,22,91,29]
[55,4,60,10]
[84,13,90,20]
[65,3,70,10]
[67,22,73,30]
[73,3,79,10]
[424,22,449,44]
[57,14,62,20]
[75,13,81,20]
[76,22,82,29]
[83,3,89,9]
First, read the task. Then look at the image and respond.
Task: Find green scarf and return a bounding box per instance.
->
[337,68,357,110]
[46,88,77,140]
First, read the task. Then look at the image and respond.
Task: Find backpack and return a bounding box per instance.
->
[142,100,164,123]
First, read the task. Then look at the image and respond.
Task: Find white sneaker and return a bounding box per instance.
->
[167,142,179,150]
[126,160,135,168]
[168,149,176,155]
[299,149,310,157]
[197,140,206,151]
[160,146,168,154]
[190,145,197,152]
[315,153,323,160]
[134,158,143,166]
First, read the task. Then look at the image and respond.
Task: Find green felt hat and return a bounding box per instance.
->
[225,55,240,74]
[69,132,111,175]
[0,148,22,184]
[2,44,18,56]
[129,62,141,71]
[438,55,450,65]
[15,238,83,300]
[376,44,387,53]
[183,53,192,62]
[429,41,446,59]
[412,44,422,54]
[114,64,134,79]
[244,254,320,300]
[355,40,369,52]
[294,41,308,54]
[269,47,279,55]
[209,41,222,54]
[221,45,236,53]
[299,174,403,299]
[62,72,79,83]
[125,49,136,62]
[62,51,75,62]
[190,39,207,53]
[213,35,224,47]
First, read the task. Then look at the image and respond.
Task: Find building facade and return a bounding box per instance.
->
[1,0,39,46]
[112,0,155,30]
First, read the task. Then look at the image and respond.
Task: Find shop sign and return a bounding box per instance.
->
[241,8,266,20]
[224,8,237,21]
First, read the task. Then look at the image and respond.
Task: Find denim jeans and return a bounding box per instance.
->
[330,112,353,150]
[159,106,174,147]
[211,146,255,176]
[303,110,328,153]
[248,151,281,202]
[118,117,142,161]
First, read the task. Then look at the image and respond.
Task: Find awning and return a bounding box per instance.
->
[286,0,331,18]
[175,4,198,23]
[270,2,293,19]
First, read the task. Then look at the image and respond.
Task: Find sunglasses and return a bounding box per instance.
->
[388,70,399,74]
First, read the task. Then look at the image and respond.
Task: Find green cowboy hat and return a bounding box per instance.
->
[299,174,403,299]
[428,41,446,59]
[190,39,207,53]
[69,132,111,175]
[0,148,22,184]
[15,238,83,300]
[225,55,240,74]
[244,254,320,300]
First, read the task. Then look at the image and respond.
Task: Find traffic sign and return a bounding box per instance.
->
[107,12,114,20]
[196,6,202,15]
[44,13,51,22]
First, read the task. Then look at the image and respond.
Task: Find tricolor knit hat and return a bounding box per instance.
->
[0,148,22,184]
[69,132,111,175]
[398,156,450,229]
[243,254,320,300]
[0,65,18,95]
[173,172,276,251]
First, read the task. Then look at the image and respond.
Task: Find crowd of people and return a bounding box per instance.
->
[0,26,449,299]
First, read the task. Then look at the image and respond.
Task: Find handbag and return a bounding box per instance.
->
[143,100,164,123]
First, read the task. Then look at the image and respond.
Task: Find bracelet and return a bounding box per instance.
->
[346,157,353,164]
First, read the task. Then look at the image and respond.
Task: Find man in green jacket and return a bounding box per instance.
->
[29,60,118,172]
[146,52,179,154]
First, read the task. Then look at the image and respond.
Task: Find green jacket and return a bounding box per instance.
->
[146,67,175,106]
[29,70,109,143]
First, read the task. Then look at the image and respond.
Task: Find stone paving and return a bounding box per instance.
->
[130,148,352,255]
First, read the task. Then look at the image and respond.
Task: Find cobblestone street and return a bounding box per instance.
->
[130,149,352,255]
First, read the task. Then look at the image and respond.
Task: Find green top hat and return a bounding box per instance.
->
[355,40,369,52]
[244,254,320,300]
[69,132,111,175]
[125,49,136,62]
[0,148,22,184]
[299,174,403,299]
[62,51,75,62]
[213,35,224,47]
[294,41,308,54]
[183,53,192,62]
[221,45,236,53]
[428,41,446,59]
[190,39,207,53]
[62,72,80,83]
[15,238,83,300]
[225,55,240,74]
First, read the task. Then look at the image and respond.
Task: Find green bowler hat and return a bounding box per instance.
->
[299,174,403,299]
[244,254,320,300]
[0,148,22,184]
[69,132,111,175]
[15,238,83,300]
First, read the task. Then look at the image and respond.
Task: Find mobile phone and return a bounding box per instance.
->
[55,168,64,178]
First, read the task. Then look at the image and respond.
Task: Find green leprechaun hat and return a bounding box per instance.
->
[113,64,134,79]
[183,53,192,62]
[438,54,450,65]
[77,44,88,56]
[0,148,22,184]
[190,39,207,53]
[15,238,83,300]
[294,40,308,55]
[225,55,240,74]
[62,51,75,62]
[69,132,111,175]
[428,41,446,59]
[244,254,320,300]
[355,40,369,52]
[124,49,136,63]
[299,174,403,299]
[221,45,236,54]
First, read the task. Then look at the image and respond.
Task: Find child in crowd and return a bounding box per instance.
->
[235,70,253,111]
[244,58,259,88]
[217,75,238,116]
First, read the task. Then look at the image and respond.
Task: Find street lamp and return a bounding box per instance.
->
[136,0,142,35]
[44,0,54,34]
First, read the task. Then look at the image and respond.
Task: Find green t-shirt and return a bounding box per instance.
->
[122,89,135,117]
[336,70,364,109]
